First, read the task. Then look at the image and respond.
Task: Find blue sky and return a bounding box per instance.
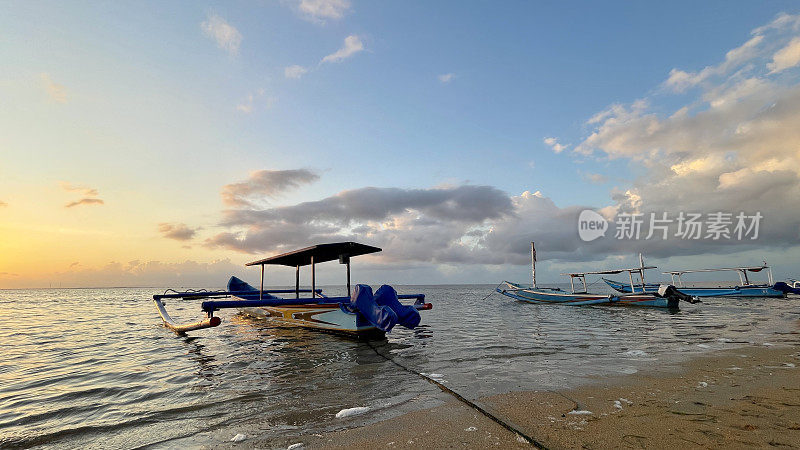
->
[2,1,800,287]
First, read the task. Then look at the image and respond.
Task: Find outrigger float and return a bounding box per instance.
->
[153,242,431,337]
[498,243,698,308]
[603,258,800,297]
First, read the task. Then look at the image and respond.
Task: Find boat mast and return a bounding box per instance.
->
[295,265,300,299]
[260,265,264,301]
[531,241,536,288]
[638,253,646,291]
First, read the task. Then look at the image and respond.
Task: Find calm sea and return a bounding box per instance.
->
[1,284,799,448]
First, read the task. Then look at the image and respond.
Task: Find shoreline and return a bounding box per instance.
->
[279,344,800,449]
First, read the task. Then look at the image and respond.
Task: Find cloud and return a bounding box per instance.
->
[768,36,800,73]
[582,172,608,184]
[65,198,104,208]
[201,14,242,56]
[438,73,455,83]
[221,169,320,207]
[664,35,764,92]
[61,182,104,208]
[296,0,351,23]
[321,35,364,64]
[236,88,273,113]
[158,223,198,241]
[0,201,6,207]
[207,184,515,259]
[285,65,309,79]
[40,73,67,103]
[543,137,567,153]
[60,182,98,196]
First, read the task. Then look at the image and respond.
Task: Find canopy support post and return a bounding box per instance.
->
[628,270,635,293]
[295,265,300,299]
[768,266,774,285]
[581,275,587,293]
[570,276,575,294]
[260,265,264,301]
[346,260,351,297]
[311,255,316,299]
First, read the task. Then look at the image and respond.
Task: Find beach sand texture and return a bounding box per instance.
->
[294,345,800,449]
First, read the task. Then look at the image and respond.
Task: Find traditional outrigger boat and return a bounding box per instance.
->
[497,243,698,308]
[603,259,800,297]
[153,242,431,337]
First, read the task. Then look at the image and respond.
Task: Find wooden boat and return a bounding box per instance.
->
[497,243,698,309]
[153,242,431,337]
[603,259,793,298]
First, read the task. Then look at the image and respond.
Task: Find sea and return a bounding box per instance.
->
[1,284,799,449]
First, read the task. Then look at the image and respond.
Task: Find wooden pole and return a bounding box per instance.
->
[260,265,264,301]
[295,265,300,298]
[628,270,635,293]
[311,255,316,299]
[530,242,536,288]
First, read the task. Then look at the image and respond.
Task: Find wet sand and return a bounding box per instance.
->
[294,345,800,449]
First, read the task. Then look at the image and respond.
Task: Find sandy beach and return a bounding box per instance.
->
[291,344,800,449]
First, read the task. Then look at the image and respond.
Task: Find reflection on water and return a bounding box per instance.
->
[0,285,798,448]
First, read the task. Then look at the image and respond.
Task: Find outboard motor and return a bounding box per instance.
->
[656,285,700,308]
[773,282,800,296]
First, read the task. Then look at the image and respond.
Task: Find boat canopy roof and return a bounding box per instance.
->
[561,266,657,277]
[245,242,382,267]
[663,265,769,275]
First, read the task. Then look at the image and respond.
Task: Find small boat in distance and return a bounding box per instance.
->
[497,243,698,309]
[603,259,798,297]
[153,242,431,338]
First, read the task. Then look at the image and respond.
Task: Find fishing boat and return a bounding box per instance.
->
[497,243,698,308]
[153,242,431,337]
[603,259,798,297]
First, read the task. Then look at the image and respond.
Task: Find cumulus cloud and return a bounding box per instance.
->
[61,182,104,208]
[40,73,67,103]
[285,65,309,79]
[768,36,800,73]
[158,223,198,241]
[0,201,6,207]
[321,35,364,64]
[438,73,455,83]
[221,169,320,207]
[543,137,567,153]
[201,14,242,56]
[207,184,515,259]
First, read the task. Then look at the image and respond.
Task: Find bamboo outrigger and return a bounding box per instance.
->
[153,242,431,337]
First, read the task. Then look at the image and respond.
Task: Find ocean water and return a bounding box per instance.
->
[1,284,799,448]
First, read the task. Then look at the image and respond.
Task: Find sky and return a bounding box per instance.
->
[2,1,800,288]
